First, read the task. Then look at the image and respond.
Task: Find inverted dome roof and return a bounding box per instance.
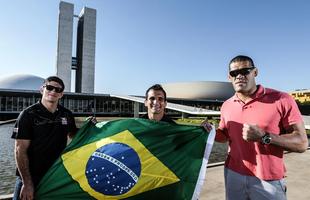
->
[162,81,234,101]
[0,74,44,91]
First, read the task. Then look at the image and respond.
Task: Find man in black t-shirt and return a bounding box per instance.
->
[142,84,175,124]
[11,76,77,200]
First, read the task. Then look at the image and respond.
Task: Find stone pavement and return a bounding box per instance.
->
[200,149,310,200]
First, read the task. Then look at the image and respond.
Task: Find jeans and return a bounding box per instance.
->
[12,176,23,200]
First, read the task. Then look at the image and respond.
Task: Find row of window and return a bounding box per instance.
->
[0,96,40,112]
[0,94,223,116]
[0,95,135,114]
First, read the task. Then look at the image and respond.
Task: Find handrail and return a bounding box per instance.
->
[0,194,13,200]
[0,119,16,125]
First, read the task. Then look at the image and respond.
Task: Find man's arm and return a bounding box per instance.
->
[15,139,34,200]
[67,116,98,145]
[270,122,308,152]
[201,120,228,143]
[243,122,308,153]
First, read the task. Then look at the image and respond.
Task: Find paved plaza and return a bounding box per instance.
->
[200,149,310,200]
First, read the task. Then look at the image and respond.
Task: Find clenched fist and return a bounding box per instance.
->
[242,123,265,142]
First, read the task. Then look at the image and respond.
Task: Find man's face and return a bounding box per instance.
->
[144,89,167,115]
[228,61,257,94]
[41,81,64,103]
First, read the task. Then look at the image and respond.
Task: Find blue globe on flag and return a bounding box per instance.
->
[85,142,141,195]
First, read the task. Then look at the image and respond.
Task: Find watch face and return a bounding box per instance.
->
[262,134,271,144]
[264,137,271,144]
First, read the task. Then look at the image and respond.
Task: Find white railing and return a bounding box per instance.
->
[110,94,220,115]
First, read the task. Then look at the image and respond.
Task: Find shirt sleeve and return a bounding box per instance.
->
[11,110,33,140]
[218,103,227,131]
[281,93,303,128]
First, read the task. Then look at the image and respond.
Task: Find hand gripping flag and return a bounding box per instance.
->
[36,118,215,200]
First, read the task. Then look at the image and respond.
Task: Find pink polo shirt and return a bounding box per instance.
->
[219,85,303,180]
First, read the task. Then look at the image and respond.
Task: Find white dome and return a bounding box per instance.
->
[162,81,234,100]
[0,74,44,90]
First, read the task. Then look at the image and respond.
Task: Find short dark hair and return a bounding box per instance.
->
[44,76,65,91]
[145,84,167,100]
[229,55,255,70]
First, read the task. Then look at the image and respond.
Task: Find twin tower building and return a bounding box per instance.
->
[56,1,96,93]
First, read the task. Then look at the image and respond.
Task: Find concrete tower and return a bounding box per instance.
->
[75,7,96,93]
[56,1,73,92]
[56,1,96,93]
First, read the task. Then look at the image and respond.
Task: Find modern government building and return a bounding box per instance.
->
[1,1,308,120]
[0,74,235,120]
[1,74,308,121]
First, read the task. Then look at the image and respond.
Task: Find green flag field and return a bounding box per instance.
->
[36,118,215,200]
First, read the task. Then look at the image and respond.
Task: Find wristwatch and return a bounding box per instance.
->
[261,133,272,145]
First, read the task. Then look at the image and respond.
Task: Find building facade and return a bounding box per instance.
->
[0,89,134,120]
[0,89,225,121]
[290,89,310,103]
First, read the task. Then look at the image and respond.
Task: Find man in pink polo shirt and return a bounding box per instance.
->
[217,55,308,200]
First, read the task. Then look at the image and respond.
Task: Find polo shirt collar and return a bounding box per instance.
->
[38,101,59,114]
[232,85,266,102]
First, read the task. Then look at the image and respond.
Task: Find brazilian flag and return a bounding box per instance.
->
[36,118,215,200]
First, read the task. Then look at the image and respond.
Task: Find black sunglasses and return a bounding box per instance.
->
[44,85,63,93]
[229,67,255,77]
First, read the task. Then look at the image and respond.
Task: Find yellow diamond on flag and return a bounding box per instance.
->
[62,130,180,199]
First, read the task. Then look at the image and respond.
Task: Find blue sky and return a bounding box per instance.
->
[1,0,309,95]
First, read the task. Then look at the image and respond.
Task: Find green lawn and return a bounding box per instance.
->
[175,118,219,126]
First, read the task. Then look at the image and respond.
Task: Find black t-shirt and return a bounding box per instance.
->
[141,114,176,124]
[11,101,77,186]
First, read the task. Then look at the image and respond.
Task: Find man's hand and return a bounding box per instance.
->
[20,182,34,200]
[86,116,97,124]
[201,120,213,133]
[242,123,265,142]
